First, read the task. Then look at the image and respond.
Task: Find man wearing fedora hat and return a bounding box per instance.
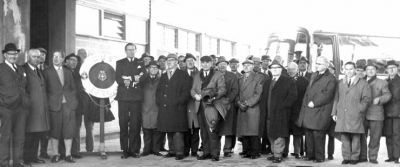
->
[297,56,311,81]
[0,43,30,167]
[191,56,226,161]
[229,58,241,79]
[383,60,400,164]
[216,56,239,158]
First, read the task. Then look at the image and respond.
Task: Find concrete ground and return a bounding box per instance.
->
[36,136,398,167]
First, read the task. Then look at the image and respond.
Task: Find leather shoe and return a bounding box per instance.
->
[140,152,151,157]
[238,151,247,156]
[59,154,66,160]
[131,153,140,158]
[267,156,275,161]
[369,160,378,164]
[272,157,282,163]
[295,155,301,159]
[121,151,130,159]
[191,152,198,157]
[314,159,324,163]
[160,147,168,152]
[51,155,60,163]
[31,158,45,163]
[395,159,399,164]
[303,157,315,161]
[39,154,50,159]
[163,153,175,158]
[153,152,163,156]
[64,156,75,163]
[342,160,351,164]
[71,154,82,159]
[358,159,368,163]
[223,152,232,157]
[385,158,395,162]
[197,154,211,160]
[211,156,219,161]
[327,155,334,160]
[14,162,30,167]
[175,155,184,160]
[350,160,358,165]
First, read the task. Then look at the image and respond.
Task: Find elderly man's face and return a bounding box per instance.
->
[270,65,283,77]
[185,58,195,69]
[66,57,78,70]
[253,62,261,72]
[287,66,298,77]
[243,63,254,73]
[387,65,398,76]
[4,51,19,64]
[366,66,377,77]
[53,52,64,66]
[39,52,46,63]
[261,59,271,70]
[28,50,41,66]
[201,61,212,71]
[218,62,228,72]
[229,63,238,71]
[315,57,328,73]
[166,58,178,70]
[298,61,308,72]
[77,49,87,62]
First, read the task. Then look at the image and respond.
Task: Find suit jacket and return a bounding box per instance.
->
[187,67,200,129]
[23,63,49,132]
[0,63,29,110]
[156,69,192,132]
[297,70,337,130]
[236,72,264,137]
[115,58,145,102]
[384,74,400,118]
[261,75,297,138]
[332,76,371,133]
[218,71,239,136]
[43,66,78,112]
[365,76,391,121]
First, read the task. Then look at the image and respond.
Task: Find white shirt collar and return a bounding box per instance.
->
[28,63,36,71]
[54,65,62,70]
[5,60,16,71]
[273,75,281,81]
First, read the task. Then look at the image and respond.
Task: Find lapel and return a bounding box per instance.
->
[50,66,64,88]
[25,64,41,80]
[4,63,18,77]
[272,75,283,91]
[241,72,255,91]
[343,76,361,93]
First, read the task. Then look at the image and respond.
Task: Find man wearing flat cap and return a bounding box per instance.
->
[183,53,201,157]
[260,60,297,163]
[236,59,265,159]
[355,59,367,79]
[178,55,187,71]
[297,56,312,81]
[156,53,192,160]
[215,56,239,158]
[260,55,272,77]
[191,56,226,161]
[0,43,30,167]
[383,60,400,164]
[229,58,241,78]
[157,55,167,74]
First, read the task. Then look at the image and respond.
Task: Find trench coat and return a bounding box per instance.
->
[186,68,200,129]
[262,75,297,139]
[218,71,239,136]
[332,76,372,134]
[296,70,337,131]
[156,69,191,132]
[142,75,160,129]
[236,72,264,137]
[23,64,49,132]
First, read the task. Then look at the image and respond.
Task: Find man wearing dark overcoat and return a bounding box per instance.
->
[262,60,297,163]
[115,43,145,158]
[22,49,49,165]
[156,54,191,160]
[236,59,264,159]
[383,60,400,164]
[0,43,30,167]
[43,51,78,163]
[183,53,201,157]
[215,56,239,158]
[296,56,337,162]
[331,61,371,165]
[191,56,226,161]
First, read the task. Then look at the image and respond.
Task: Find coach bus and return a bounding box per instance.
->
[265,27,400,77]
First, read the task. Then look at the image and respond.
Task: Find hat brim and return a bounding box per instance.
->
[242,62,254,65]
[385,64,399,68]
[269,64,284,68]
[2,49,20,54]
[216,61,229,66]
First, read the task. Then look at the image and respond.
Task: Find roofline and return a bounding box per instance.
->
[313,30,400,39]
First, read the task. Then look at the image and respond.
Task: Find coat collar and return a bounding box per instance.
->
[343,75,361,88]
[241,71,255,90]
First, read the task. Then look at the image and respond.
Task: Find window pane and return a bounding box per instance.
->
[126,17,147,44]
[103,12,125,39]
[76,5,100,36]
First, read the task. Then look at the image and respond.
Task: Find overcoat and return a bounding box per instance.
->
[156,69,191,132]
[186,68,200,129]
[332,76,371,134]
[365,76,391,121]
[383,74,400,136]
[141,74,160,129]
[218,71,239,136]
[289,75,308,136]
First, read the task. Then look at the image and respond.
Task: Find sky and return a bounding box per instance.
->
[168,0,400,46]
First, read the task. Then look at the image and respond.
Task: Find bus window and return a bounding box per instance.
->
[310,35,334,72]
[338,35,400,75]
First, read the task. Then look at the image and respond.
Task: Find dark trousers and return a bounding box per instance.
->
[242,136,260,156]
[0,107,27,166]
[386,118,400,160]
[39,134,49,156]
[359,120,368,160]
[184,128,200,155]
[261,136,271,153]
[23,132,46,162]
[284,135,303,155]
[365,120,383,161]
[305,129,326,160]
[118,101,142,153]
[142,128,161,154]
[198,109,221,157]
[341,133,361,161]
[167,132,184,155]
[72,114,94,154]
[327,136,335,156]
[223,135,235,153]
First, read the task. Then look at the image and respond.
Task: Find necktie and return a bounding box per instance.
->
[35,68,41,78]
[348,79,351,87]
[168,71,172,80]
[12,64,17,72]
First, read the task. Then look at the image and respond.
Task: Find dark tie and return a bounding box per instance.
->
[35,68,41,78]
[12,64,17,72]
[348,79,351,87]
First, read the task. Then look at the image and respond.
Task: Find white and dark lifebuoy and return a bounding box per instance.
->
[80,55,117,98]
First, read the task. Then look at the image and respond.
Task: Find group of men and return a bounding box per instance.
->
[2,41,400,166]
[0,43,96,167]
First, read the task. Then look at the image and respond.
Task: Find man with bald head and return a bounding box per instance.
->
[297,56,337,163]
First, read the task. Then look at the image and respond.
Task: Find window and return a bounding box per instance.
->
[76,5,100,36]
[102,12,125,39]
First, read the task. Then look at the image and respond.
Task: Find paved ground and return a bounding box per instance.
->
[36,136,399,167]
